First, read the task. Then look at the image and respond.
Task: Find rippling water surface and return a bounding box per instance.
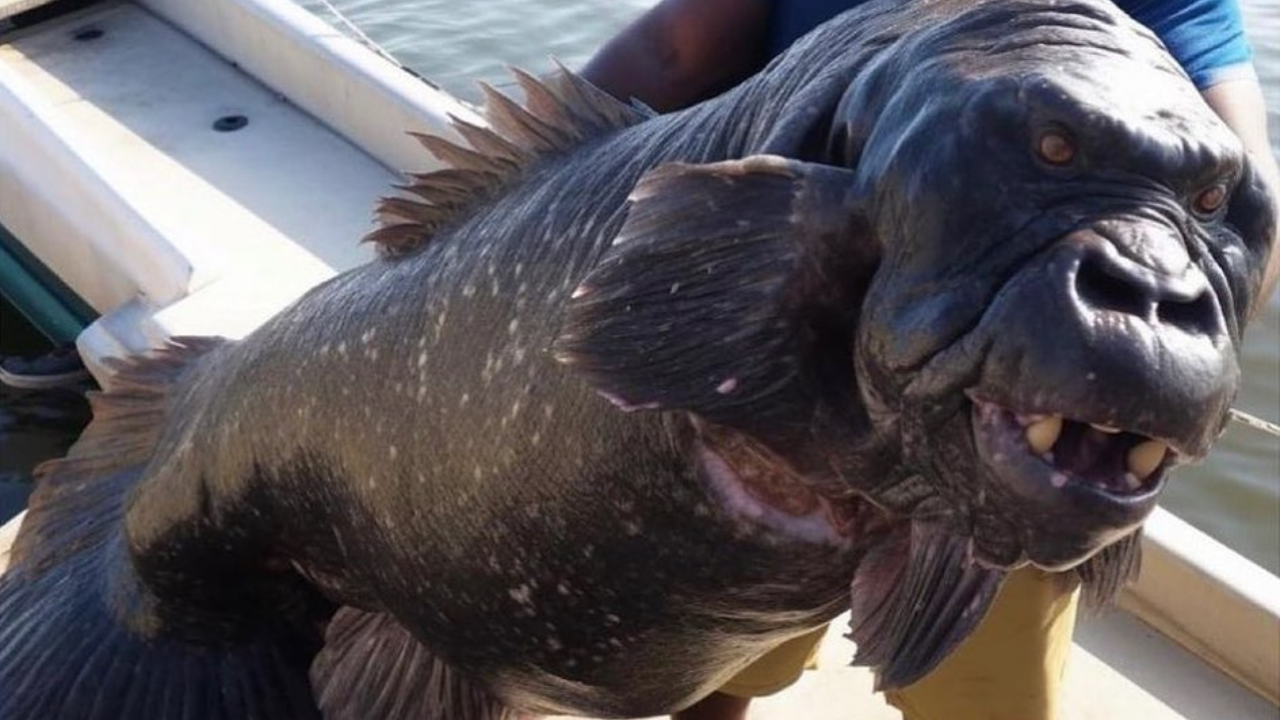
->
[297,0,1280,572]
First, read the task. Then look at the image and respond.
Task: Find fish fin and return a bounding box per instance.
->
[553,155,875,434]
[847,524,1005,691]
[1074,529,1142,611]
[366,65,650,258]
[10,337,222,567]
[0,338,323,719]
[311,607,516,720]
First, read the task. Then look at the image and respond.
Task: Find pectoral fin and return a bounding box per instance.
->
[554,155,875,434]
[848,523,1005,690]
[311,607,512,720]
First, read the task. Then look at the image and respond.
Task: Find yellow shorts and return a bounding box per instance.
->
[718,566,1081,720]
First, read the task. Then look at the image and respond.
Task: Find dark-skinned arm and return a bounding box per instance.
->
[581,0,772,113]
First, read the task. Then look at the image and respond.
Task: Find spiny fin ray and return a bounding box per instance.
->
[366,66,652,258]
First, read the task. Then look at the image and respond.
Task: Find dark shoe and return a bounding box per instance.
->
[0,344,90,390]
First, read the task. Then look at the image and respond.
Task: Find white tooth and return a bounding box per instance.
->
[1025,416,1063,454]
[1123,472,1142,491]
[1091,423,1122,434]
[1127,440,1168,480]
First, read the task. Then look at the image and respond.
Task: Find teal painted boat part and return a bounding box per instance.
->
[0,225,94,344]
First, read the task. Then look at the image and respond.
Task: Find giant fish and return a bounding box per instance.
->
[0,0,1274,717]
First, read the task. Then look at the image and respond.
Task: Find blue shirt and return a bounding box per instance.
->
[765,0,1255,89]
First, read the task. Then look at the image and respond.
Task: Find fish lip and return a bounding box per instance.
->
[962,382,1208,460]
[964,393,1171,569]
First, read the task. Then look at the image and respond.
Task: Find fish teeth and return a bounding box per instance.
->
[1126,440,1168,480]
[1025,416,1063,454]
[1090,423,1122,434]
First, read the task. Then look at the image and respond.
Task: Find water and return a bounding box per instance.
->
[302,0,1280,572]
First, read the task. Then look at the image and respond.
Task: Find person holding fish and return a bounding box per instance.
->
[584,1,1279,719]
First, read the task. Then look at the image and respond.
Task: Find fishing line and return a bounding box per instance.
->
[312,0,404,68]
[1229,408,1280,437]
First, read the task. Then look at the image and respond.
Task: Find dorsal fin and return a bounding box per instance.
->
[365,63,653,258]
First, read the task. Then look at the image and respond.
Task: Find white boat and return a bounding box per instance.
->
[1,1,1277,717]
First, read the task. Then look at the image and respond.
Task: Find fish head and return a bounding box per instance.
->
[834,12,1277,571]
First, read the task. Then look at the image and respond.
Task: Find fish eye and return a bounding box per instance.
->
[1036,130,1076,166]
[1192,183,1228,215]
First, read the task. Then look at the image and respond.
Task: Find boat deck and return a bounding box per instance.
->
[551,611,1278,720]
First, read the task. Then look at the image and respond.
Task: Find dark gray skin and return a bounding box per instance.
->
[0,0,1273,718]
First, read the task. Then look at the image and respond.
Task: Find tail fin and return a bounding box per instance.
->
[0,339,322,719]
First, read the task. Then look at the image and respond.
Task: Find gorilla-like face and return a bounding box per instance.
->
[851,46,1275,570]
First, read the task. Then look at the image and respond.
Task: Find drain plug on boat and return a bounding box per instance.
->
[213,115,249,132]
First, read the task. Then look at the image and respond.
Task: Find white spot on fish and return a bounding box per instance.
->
[1086,371,1097,381]
[389,445,398,460]
[509,584,533,604]
[716,377,739,394]
[598,391,660,412]
[1051,472,1069,488]
[508,318,520,335]
[571,285,590,299]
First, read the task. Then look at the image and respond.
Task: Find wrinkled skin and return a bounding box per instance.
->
[0,0,1273,718]
[839,11,1275,569]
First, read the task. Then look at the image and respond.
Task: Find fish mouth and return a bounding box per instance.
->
[968,395,1175,569]
[972,396,1173,498]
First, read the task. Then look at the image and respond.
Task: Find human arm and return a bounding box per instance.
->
[580,0,772,113]
[1200,79,1280,319]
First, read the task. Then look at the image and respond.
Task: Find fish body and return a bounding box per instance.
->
[0,0,1273,717]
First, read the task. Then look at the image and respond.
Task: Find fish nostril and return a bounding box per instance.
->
[1157,290,1218,334]
[1074,256,1150,318]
